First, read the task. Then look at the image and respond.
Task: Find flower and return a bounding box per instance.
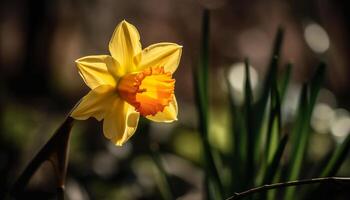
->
[71,20,182,146]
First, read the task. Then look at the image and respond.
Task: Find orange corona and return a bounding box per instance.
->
[117,67,175,116]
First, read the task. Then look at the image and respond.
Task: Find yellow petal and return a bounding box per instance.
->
[146,95,178,122]
[109,20,142,69]
[76,55,117,89]
[71,85,117,121]
[138,43,182,73]
[103,99,140,146]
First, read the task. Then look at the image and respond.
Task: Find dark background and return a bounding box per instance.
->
[1,0,350,199]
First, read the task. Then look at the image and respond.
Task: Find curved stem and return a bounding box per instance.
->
[226,177,350,200]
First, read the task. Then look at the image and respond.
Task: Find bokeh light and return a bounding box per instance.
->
[311,103,335,134]
[228,62,259,104]
[330,109,350,142]
[304,22,330,53]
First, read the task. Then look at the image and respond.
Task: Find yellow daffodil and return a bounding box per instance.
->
[71,20,182,146]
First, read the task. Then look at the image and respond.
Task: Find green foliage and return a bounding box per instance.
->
[321,134,350,177]
[188,12,349,200]
[151,10,348,200]
[193,9,224,199]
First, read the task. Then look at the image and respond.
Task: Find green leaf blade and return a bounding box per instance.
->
[193,9,224,199]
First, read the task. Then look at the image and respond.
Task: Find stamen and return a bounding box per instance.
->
[138,88,147,93]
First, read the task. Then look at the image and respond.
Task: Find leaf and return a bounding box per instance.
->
[255,75,282,199]
[261,134,288,200]
[10,116,74,199]
[265,80,282,165]
[285,63,325,199]
[321,134,350,177]
[253,27,284,165]
[198,9,210,109]
[284,84,308,199]
[193,9,224,199]
[255,27,284,128]
[263,134,289,184]
[226,74,246,191]
[278,63,292,102]
[244,58,255,188]
[309,63,326,113]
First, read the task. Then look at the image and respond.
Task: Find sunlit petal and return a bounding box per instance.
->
[109,20,142,68]
[103,100,140,145]
[138,43,182,73]
[105,56,126,81]
[76,55,117,89]
[71,85,117,121]
[146,95,178,122]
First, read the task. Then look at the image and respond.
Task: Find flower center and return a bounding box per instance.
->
[117,67,175,116]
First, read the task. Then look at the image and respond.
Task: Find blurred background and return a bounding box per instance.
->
[1,0,350,199]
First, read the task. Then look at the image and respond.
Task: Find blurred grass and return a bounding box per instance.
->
[278,63,292,102]
[193,9,224,199]
[243,58,255,190]
[192,17,349,199]
[226,69,246,192]
[253,28,284,159]
[321,134,350,177]
[285,64,325,200]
